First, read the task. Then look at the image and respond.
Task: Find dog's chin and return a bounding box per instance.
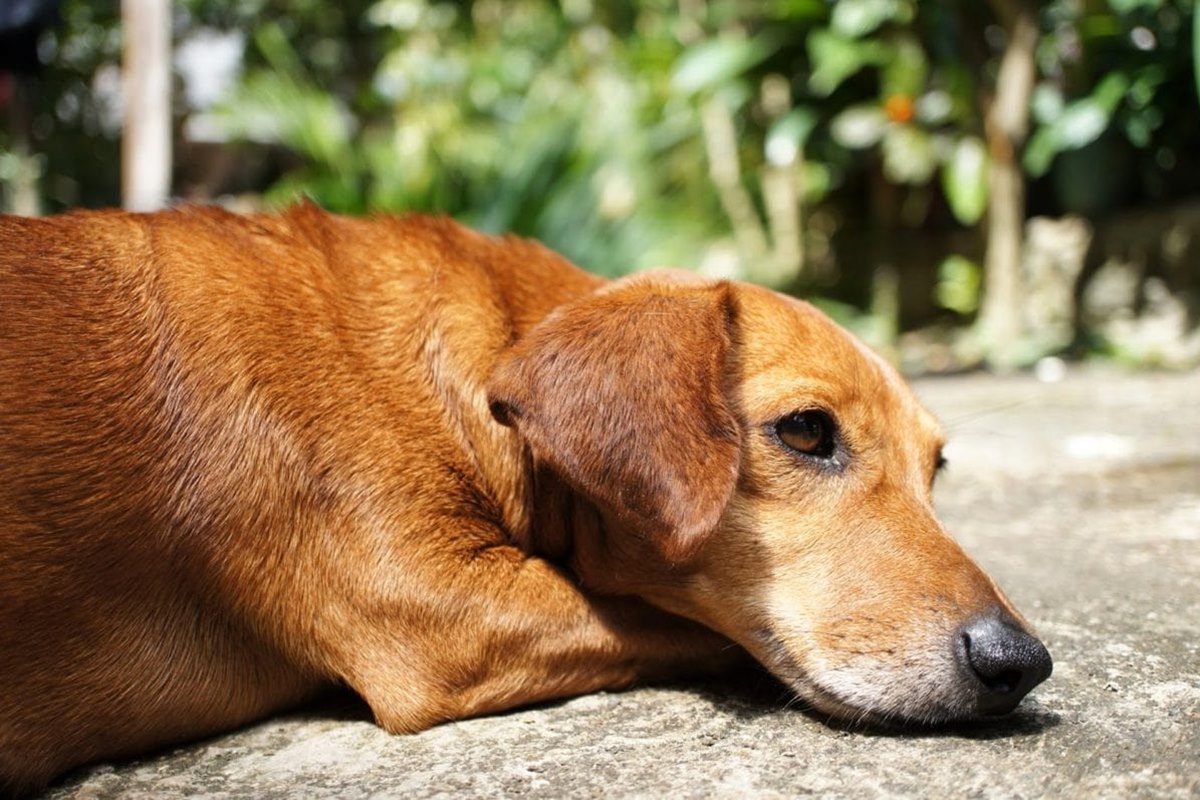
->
[748,631,972,729]
[781,675,969,730]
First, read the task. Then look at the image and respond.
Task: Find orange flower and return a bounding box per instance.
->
[884,94,915,124]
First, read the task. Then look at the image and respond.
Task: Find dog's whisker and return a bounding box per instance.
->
[940,400,1030,430]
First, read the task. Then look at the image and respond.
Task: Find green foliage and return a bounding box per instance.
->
[1030,0,1195,203]
[671,35,776,95]
[806,29,888,96]
[186,0,736,274]
[2,0,1197,359]
[804,3,993,224]
[935,254,982,315]
[1026,72,1129,176]
[941,136,989,225]
[1195,0,1200,101]
[831,0,914,38]
[0,0,122,210]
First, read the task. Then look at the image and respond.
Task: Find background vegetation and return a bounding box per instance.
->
[2,0,1198,370]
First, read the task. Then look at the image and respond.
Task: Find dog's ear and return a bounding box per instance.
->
[487,274,740,562]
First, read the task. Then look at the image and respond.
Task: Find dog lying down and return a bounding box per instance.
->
[0,204,1051,794]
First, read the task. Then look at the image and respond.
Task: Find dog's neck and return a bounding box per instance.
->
[522,463,606,568]
[518,461,699,613]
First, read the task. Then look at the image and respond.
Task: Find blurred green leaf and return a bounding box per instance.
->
[830,104,889,148]
[213,71,354,167]
[254,22,308,79]
[914,89,953,125]
[935,254,981,314]
[1194,0,1200,106]
[831,0,914,38]
[1023,71,1130,177]
[1129,65,1166,107]
[1091,72,1131,113]
[765,107,818,165]
[941,136,989,225]
[807,29,886,96]
[801,160,834,203]
[1078,15,1123,38]
[880,36,927,98]
[1110,0,1167,12]
[882,125,936,184]
[1024,125,1060,177]
[936,63,980,125]
[1056,100,1109,148]
[1031,83,1065,124]
[671,36,776,95]
[766,0,827,20]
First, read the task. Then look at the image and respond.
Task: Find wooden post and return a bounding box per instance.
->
[121,0,171,211]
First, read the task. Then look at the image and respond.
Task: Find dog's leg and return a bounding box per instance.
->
[328,540,740,733]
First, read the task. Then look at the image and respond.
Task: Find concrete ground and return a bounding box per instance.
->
[47,368,1200,799]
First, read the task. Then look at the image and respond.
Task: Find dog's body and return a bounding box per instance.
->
[0,205,1050,794]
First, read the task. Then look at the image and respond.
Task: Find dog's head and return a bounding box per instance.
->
[487,272,1051,725]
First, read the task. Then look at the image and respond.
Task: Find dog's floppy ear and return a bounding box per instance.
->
[487,274,740,562]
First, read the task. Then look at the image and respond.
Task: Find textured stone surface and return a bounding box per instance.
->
[46,368,1200,799]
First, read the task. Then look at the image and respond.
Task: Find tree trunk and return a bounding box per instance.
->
[699,96,771,273]
[759,74,805,288]
[980,0,1038,370]
[122,0,172,211]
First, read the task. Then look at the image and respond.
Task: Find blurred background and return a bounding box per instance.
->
[1,0,1198,372]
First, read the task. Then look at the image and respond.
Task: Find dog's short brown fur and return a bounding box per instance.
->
[0,205,1050,794]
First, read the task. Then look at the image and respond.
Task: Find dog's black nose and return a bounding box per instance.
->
[959,612,1053,715]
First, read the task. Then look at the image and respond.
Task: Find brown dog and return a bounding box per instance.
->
[0,204,1050,794]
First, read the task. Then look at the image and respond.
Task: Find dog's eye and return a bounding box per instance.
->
[775,411,835,459]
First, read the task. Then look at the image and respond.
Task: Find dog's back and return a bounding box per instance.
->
[0,205,595,792]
